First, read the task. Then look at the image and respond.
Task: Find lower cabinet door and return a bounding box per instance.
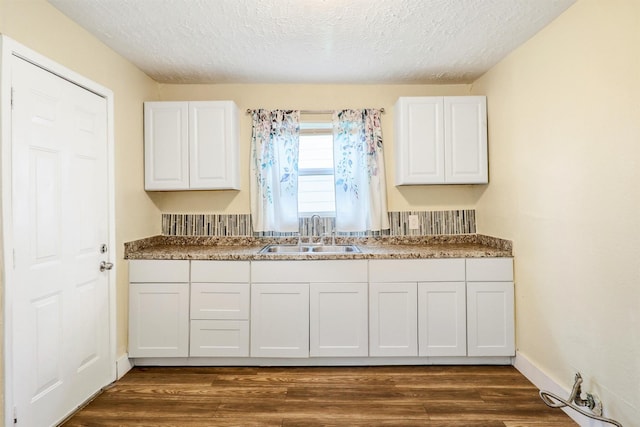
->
[129,283,189,358]
[250,283,309,358]
[309,283,368,357]
[466,281,515,356]
[369,282,418,357]
[418,282,467,356]
[190,320,249,357]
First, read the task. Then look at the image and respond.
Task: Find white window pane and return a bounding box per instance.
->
[299,135,334,169]
[298,175,335,214]
[299,201,335,214]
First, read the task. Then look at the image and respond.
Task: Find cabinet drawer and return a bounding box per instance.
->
[191,260,250,282]
[191,283,249,320]
[190,320,249,357]
[369,259,465,282]
[466,258,513,281]
[129,260,189,283]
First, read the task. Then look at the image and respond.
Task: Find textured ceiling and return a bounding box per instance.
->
[48,0,575,84]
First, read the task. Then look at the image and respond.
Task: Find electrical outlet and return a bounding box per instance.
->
[408,215,419,230]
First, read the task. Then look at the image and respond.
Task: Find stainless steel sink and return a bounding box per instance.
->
[258,244,360,254]
[308,245,360,253]
[259,245,311,253]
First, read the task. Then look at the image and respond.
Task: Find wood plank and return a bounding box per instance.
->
[61,366,577,426]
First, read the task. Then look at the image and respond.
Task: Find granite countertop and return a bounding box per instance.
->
[124,234,512,260]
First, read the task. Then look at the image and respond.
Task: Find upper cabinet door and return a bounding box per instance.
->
[144,100,240,191]
[394,96,488,185]
[189,101,239,190]
[394,97,445,185]
[144,102,189,190]
[444,96,488,184]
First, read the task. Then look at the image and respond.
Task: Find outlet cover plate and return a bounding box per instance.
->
[408,215,419,230]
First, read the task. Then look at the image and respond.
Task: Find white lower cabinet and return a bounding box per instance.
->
[466,258,515,357]
[129,260,190,357]
[418,282,467,356]
[250,283,310,358]
[369,259,465,357]
[189,261,250,357]
[466,282,515,357]
[128,257,514,363]
[369,282,418,357]
[250,260,368,358]
[310,282,368,357]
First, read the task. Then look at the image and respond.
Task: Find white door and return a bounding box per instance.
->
[11,56,112,426]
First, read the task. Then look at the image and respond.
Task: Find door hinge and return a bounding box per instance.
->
[11,87,14,109]
[12,249,16,269]
[13,405,17,424]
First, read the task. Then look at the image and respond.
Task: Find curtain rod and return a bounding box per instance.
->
[245,108,385,115]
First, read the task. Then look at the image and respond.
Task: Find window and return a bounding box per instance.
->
[297,122,335,216]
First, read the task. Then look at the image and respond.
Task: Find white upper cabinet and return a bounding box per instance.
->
[394,97,444,184]
[444,97,488,184]
[144,100,239,190]
[144,102,189,190]
[394,96,488,185]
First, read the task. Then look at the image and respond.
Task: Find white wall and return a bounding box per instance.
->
[472,0,640,424]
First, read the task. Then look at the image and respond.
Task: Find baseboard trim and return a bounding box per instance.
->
[131,355,512,367]
[513,351,603,426]
[116,353,133,380]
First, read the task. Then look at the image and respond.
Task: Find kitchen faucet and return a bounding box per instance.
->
[306,215,336,246]
[309,214,322,245]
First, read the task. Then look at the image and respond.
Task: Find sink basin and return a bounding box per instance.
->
[308,245,360,253]
[259,244,311,253]
[259,244,360,254]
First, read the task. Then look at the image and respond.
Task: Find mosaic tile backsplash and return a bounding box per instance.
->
[162,210,476,237]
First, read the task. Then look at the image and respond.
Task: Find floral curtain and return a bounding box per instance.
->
[250,109,300,232]
[332,109,390,232]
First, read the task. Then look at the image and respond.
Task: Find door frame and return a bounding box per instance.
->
[0,35,117,426]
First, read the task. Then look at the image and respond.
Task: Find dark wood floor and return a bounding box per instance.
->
[61,365,576,426]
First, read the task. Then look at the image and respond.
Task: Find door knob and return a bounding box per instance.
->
[100,261,114,272]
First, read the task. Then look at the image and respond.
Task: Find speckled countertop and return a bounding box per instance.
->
[124,234,512,260]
